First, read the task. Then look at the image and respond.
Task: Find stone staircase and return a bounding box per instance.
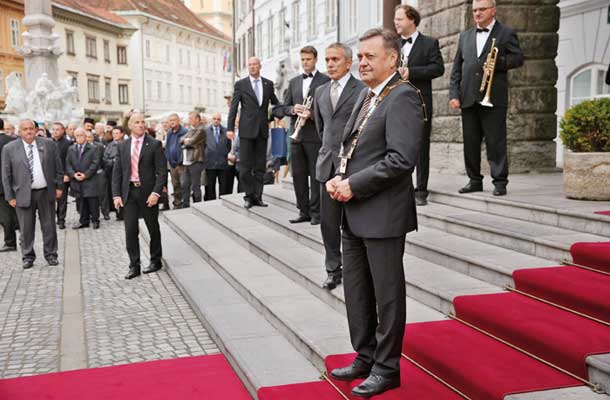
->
[141,181,610,400]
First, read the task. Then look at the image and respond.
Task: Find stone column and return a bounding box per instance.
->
[421,0,559,174]
[20,0,62,92]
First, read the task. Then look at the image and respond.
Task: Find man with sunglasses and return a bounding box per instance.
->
[450,0,523,196]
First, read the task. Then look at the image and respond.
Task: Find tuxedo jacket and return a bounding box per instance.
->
[405,33,444,111]
[227,76,280,139]
[65,142,100,198]
[112,134,167,202]
[450,21,524,109]
[340,73,424,238]
[274,72,330,143]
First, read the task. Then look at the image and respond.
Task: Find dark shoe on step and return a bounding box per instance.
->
[47,257,59,266]
[92,222,100,229]
[103,214,111,221]
[322,272,342,290]
[124,265,141,279]
[351,373,400,397]
[72,223,90,229]
[493,186,507,196]
[58,223,66,230]
[0,245,17,252]
[310,217,320,225]
[289,215,311,223]
[23,260,34,269]
[252,199,268,207]
[143,263,162,274]
[330,363,371,381]
[244,199,253,209]
[415,192,428,206]
[458,182,483,194]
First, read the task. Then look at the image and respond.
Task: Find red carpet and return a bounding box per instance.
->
[402,320,582,399]
[594,211,610,216]
[570,242,610,273]
[514,266,610,324]
[0,354,251,400]
[454,292,610,379]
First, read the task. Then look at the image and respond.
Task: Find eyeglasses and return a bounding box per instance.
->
[472,7,491,13]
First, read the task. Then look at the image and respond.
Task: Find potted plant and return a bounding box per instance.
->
[560,97,610,200]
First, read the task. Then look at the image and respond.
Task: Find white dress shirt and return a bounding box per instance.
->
[476,19,496,58]
[302,70,317,98]
[401,31,420,58]
[22,139,47,189]
[370,72,398,103]
[331,72,352,100]
[249,75,263,105]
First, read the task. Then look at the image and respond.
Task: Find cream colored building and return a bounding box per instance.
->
[184,0,233,38]
[52,0,136,122]
[0,0,24,110]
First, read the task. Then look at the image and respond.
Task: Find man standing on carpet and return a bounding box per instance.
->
[326,28,424,397]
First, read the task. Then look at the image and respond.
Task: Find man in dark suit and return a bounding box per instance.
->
[274,46,330,224]
[0,118,17,252]
[204,112,231,201]
[227,57,280,209]
[181,111,206,206]
[2,119,64,269]
[326,29,424,397]
[450,0,524,196]
[395,4,444,206]
[113,113,167,280]
[312,42,366,290]
[52,122,72,229]
[66,128,101,230]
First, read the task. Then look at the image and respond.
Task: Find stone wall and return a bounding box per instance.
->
[419,0,560,174]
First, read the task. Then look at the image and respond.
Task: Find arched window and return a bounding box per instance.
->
[570,64,610,106]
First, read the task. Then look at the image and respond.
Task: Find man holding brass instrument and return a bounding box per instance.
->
[274,46,329,225]
[450,0,523,196]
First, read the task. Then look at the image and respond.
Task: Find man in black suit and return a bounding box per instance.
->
[204,112,231,200]
[2,119,64,269]
[274,46,330,224]
[52,122,71,229]
[395,4,444,206]
[0,118,17,252]
[312,43,366,290]
[113,113,167,280]
[450,0,524,196]
[327,29,424,397]
[227,57,280,209]
[66,128,101,230]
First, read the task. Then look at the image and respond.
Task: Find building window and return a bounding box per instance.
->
[157,81,162,99]
[346,0,357,39]
[118,83,129,104]
[187,50,191,68]
[570,65,610,106]
[66,30,75,55]
[307,0,315,38]
[117,46,127,64]
[146,80,152,100]
[279,8,287,50]
[167,83,171,98]
[197,52,201,69]
[198,87,202,104]
[145,40,151,58]
[267,15,274,56]
[188,86,192,103]
[68,72,79,102]
[87,76,100,102]
[104,78,112,104]
[86,36,97,58]
[103,40,110,63]
[10,20,20,48]
[292,1,300,46]
[256,23,263,58]
[179,49,183,65]
[166,44,170,62]
[179,85,184,103]
[325,0,337,31]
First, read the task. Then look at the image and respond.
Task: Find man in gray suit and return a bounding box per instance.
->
[2,119,64,269]
[312,42,366,291]
[181,111,206,207]
[327,29,424,397]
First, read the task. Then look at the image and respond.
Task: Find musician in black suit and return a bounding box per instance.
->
[227,57,280,209]
[112,113,167,280]
[313,43,366,290]
[327,29,424,397]
[450,0,524,196]
[0,118,17,252]
[395,4,444,206]
[52,122,72,229]
[274,46,330,224]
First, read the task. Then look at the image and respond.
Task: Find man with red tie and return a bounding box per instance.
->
[112,113,167,279]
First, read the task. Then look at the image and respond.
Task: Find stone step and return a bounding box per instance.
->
[215,194,499,316]
[137,217,320,397]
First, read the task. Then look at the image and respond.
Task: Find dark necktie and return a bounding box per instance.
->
[215,127,219,144]
[401,37,413,46]
[27,144,34,183]
[354,91,376,131]
[302,73,313,79]
[78,144,84,161]
[476,28,490,33]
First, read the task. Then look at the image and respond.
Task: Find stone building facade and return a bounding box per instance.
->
[0,0,24,110]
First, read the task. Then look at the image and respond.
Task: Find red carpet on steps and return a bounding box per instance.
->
[594,211,610,216]
[514,266,610,324]
[454,292,610,379]
[570,242,610,273]
[0,354,251,400]
[402,320,582,399]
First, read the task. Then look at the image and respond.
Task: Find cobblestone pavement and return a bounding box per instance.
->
[0,202,218,378]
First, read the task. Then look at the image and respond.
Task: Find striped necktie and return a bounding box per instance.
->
[354,91,375,131]
[27,144,34,183]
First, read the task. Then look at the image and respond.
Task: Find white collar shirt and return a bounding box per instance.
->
[401,31,419,58]
[302,70,317,98]
[476,19,496,57]
[22,139,47,189]
[331,72,352,100]
[370,72,398,103]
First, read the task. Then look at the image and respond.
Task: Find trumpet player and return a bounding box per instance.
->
[449,0,523,196]
[274,46,329,225]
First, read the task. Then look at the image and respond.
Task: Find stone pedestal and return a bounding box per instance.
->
[420,0,560,175]
[564,152,610,200]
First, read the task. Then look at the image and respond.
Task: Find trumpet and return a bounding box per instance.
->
[290,96,313,141]
[480,38,498,108]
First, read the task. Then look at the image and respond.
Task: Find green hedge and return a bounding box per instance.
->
[560,97,610,152]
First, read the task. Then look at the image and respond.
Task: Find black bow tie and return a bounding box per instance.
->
[401,37,413,46]
[476,27,490,33]
[303,73,313,79]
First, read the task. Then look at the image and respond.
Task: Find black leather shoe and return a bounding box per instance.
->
[23,260,34,269]
[0,245,17,252]
[330,363,371,381]
[351,373,400,397]
[72,223,90,229]
[143,263,162,274]
[322,272,342,290]
[58,223,66,230]
[92,222,100,229]
[47,258,59,266]
[103,214,111,221]
[289,215,311,223]
[244,200,253,209]
[310,217,320,225]
[125,265,141,279]
[252,199,268,207]
[458,182,483,194]
[493,186,507,196]
[415,192,428,206]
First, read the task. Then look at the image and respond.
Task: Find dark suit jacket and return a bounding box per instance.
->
[1,137,64,207]
[450,21,524,109]
[205,125,231,170]
[65,143,100,198]
[274,72,330,143]
[112,134,167,203]
[53,136,71,171]
[314,74,366,182]
[340,73,424,239]
[405,33,444,113]
[227,76,280,139]
[0,133,16,196]
[606,63,610,86]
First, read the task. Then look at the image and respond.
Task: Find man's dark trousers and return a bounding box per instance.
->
[79,196,100,225]
[0,194,17,247]
[123,185,161,267]
[56,182,69,225]
[239,136,267,202]
[320,183,341,274]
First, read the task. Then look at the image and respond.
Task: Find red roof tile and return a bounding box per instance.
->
[53,0,131,26]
